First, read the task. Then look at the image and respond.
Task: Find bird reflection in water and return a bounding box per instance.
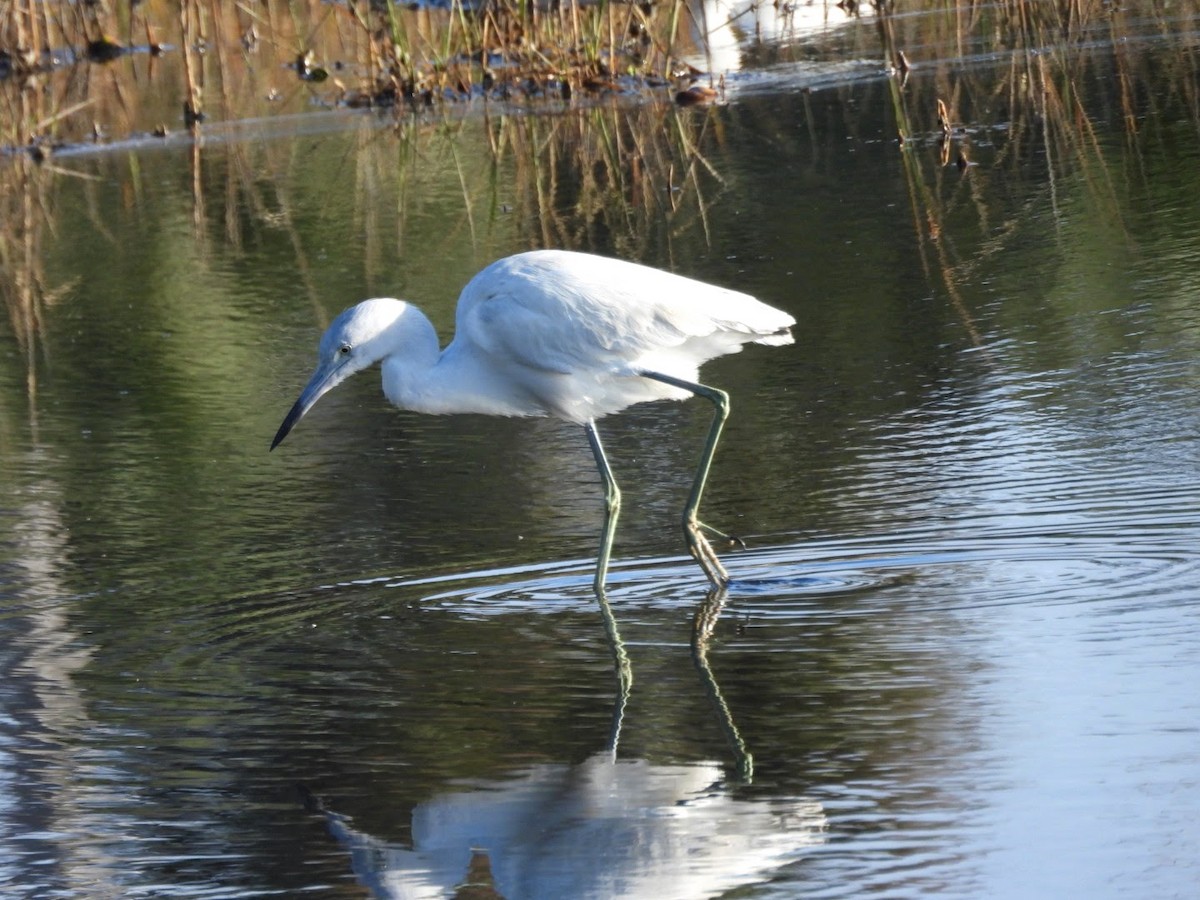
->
[308,589,824,900]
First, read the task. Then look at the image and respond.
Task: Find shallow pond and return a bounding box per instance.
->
[2,3,1200,898]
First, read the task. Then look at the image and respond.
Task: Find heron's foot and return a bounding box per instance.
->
[696,520,747,551]
[685,520,731,588]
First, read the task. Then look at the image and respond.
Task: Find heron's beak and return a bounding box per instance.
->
[270,358,350,450]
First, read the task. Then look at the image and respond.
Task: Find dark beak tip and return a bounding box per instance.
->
[271,397,309,452]
[270,426,291,452]
[272,365,337,454]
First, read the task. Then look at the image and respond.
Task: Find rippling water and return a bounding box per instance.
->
[3,3,1200,898]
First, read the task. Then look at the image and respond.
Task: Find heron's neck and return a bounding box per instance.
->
[380,313,543,418]
[377,307,448,413]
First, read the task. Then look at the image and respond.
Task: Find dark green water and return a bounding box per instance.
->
[2,5,1200,898]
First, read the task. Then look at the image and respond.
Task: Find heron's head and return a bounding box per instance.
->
[271,298,408,450]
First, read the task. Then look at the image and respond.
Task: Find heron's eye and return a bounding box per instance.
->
[339,344,352,355]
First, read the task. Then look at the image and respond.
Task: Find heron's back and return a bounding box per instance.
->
[446,250,794,422]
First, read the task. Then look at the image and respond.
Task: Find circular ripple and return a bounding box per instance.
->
[354,506,1199,627]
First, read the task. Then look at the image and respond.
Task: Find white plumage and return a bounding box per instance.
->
[273,249,795,589]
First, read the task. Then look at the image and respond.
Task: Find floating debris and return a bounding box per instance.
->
[85,37,125,63]
[936,98,951,138]
[582,75,619,93]
[295,50,328,82]
[184,101,205,127]
[675,84,719,106]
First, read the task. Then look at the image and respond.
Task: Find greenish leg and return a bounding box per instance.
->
[587,422,633,751]
[585,420,622,593]
[642,371,733,588]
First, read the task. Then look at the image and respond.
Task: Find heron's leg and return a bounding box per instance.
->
[585,420,622,593]
[641,371,732,587]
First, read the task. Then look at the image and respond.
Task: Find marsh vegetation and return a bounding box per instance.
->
[5,0,1198,393]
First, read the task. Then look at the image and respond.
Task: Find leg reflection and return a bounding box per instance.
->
[595,587,633,759]
[692,588,754,782]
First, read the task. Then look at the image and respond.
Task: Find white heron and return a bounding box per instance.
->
[271,249,794,589]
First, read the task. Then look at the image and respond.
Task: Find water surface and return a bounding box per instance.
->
[2,3,1200,898]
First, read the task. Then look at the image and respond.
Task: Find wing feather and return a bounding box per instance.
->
[453,250,784,378]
